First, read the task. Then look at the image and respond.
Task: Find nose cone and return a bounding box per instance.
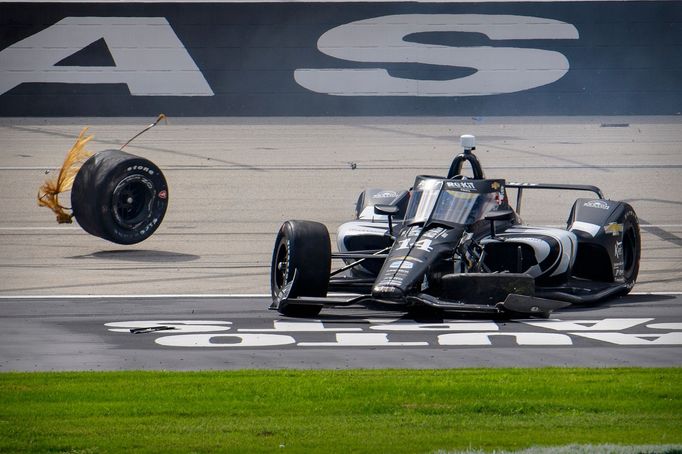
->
[371,284,405,302]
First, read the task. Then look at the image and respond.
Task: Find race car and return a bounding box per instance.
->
[270,135,641,318]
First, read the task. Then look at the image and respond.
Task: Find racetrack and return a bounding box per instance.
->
[0,294,680,371]
[1,116,681,370]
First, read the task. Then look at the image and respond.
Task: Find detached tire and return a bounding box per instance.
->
[71,149,168,245]
[271,220,331,317]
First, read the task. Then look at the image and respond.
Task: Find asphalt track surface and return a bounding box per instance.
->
[1,116,681,370]
[1,293,681,371]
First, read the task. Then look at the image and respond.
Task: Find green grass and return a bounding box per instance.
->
[1,368,680,453]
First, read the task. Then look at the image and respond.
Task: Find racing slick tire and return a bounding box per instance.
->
[615,209,641,296]
[71,149,168,245]
[271,220,331,317]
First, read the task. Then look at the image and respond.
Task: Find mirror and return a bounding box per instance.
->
[374,204,400,216]
[484,209,514,222]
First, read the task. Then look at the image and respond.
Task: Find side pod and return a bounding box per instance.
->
[568,199,640,288]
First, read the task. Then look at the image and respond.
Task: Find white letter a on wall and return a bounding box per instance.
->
[0,17,214,96]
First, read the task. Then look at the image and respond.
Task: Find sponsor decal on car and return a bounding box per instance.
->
[604,222,623,236]
[373,191,398,199]
[389,260,413,270]
[445,181,476,191]
[570,221,601,237]
[421,227,448,239]
[584,200,610,210]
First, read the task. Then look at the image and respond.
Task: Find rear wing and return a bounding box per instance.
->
[506,182,605,215]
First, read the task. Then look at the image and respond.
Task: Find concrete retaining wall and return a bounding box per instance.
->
[1,1,680,116]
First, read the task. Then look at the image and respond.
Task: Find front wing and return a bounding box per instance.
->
[270,292,570,318]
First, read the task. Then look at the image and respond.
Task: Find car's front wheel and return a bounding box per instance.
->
[271,220,331,317]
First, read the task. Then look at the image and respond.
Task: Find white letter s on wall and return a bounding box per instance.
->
[295,14,579,97]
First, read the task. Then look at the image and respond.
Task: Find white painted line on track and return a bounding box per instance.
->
[0,294,271,299]
[0,167,60,171]
[0,227,81,231]
[2,226,682,231]
[546,224,682,229]
[0,292,680,300]
[632,292,682,295]
[640,225,682,228]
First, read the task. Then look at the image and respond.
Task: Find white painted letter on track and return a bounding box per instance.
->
[370,321,499,332]
[299,333,428,347]
[104,318,682,348]
[156,333,296,348]
[438,332,573,346]
[523,318,654,332]
[570,332,682,346]
[238,320,362,332]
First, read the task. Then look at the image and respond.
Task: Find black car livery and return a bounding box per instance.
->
[270,135,640,318]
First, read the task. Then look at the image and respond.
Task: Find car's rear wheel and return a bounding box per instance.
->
[271,220,331,317]
[616,209,641,296]
[71,149,168,245]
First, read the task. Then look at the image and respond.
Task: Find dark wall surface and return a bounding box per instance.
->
[0,1,680,116]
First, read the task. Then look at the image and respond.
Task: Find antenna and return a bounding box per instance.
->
[460,134,476,154]
[448,134,484,179]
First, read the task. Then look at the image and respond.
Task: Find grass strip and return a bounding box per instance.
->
[1,368,680,453]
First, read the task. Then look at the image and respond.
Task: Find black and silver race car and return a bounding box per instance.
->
[270,135,640,318]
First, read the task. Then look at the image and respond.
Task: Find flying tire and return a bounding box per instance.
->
[71,149,168,245]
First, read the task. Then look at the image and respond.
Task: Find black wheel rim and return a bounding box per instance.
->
[112,176,154,229]
[273,240,289,293]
